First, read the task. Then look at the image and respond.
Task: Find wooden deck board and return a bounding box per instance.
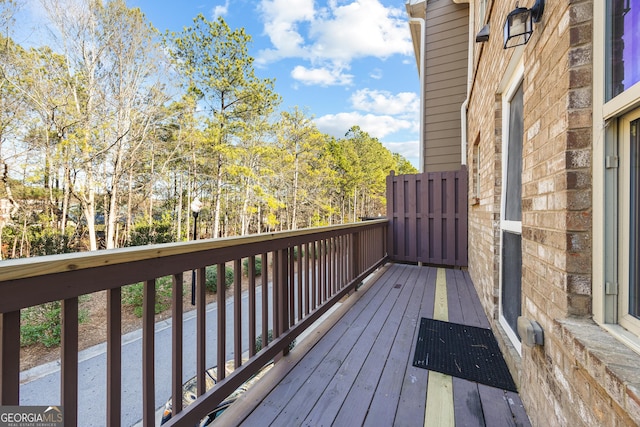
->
[391,266,436,426]
[478,384,522,427]
[299,266,415,425]
[505,390,530,426]
[447,269,488,328]
[332,266,421,426]
[452,377,486,427]
[363,266,430,426]
[215,264,531,427]
[241,264,407,425]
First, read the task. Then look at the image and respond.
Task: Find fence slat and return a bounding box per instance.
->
[304,243,311,316]
[311,242,318,310]
[261,252,269,351]
[297,245,303,322]
[248,256,257,358]
[107,288,122,427]
[142,280,155,427]
[234,259,242,369]
[0,311,20,405]
[172,273,184,415]
[61,297,79,427]
[217,263,226,383]
[289,248,295,327]
[196,267,206,397]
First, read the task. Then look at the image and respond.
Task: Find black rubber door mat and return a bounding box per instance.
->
[412,317,517,392]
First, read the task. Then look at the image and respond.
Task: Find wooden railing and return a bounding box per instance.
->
[0,220,388,426]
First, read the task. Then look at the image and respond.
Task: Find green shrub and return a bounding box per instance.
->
[122,276,177,318]
[255,329,296,353]
[126,213,174,246]
[242,257,262,277]
[28,227,74,256]
[205,266,233,293]
[21,301,87,348]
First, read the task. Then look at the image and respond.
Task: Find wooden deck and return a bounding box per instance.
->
[214,263,531,427]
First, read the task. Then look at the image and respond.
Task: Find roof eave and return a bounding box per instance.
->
[405,1,426,73]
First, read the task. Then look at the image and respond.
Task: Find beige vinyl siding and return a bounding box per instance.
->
[423,0,468,173]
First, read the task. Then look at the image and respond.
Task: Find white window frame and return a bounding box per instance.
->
[618,110,640,337]
[593,1,640,351]
[498,60,524,356]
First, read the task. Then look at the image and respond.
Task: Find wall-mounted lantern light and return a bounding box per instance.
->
[503,0,545,49]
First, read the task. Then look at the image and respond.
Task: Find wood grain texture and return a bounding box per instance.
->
[231,264,531,427]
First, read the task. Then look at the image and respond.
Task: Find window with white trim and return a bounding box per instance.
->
[594,0,640,343]
[619,111,640,336]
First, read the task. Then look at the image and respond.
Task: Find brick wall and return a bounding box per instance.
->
[466,0,639,425]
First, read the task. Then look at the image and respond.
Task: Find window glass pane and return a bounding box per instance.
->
[630,119,640,318]
[607,0,640,100]
[505,83,523,221]
[501,231,522,338]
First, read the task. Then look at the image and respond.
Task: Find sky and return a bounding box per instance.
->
[18,0,421,167]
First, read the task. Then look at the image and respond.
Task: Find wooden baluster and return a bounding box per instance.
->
[61,297,79,427]
[288,247,295,326]
[142,280,155,427]
[172,273,183,415]
[196,267,206,398]
[261,252,269,351]
[248,256,256,358]
[107,288,122,427]
[234,259,242,369]
[304,242,311,316]
[217,263,226,382]
[298,244,304,319]
[0,310,20,405]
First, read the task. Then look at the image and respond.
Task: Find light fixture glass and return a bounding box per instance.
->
[503,6,532,49]
[191,197,203,214]
[503,0,544,49]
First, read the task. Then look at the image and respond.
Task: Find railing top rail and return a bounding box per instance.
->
[0,220,388,283]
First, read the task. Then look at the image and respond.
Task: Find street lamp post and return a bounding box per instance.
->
[190,197,203,305]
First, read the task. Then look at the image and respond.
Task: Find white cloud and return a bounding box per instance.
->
[383,140,420,164]
[260,0,315,23]
[308,0,412,62]
[350,89,419,116]
[314,112,413,139]
[212,0,230,18]
[257,0,315,62]
[291,65,354,86]
[257,0,412,84]
[369,68,383,80]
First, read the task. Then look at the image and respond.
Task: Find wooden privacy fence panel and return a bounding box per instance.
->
[386,168,468,267]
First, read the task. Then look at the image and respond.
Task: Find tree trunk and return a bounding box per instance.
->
[241,181,250,236]
[176,173,183,241]
[291,152,299,230]
[83,194,97,251]
[213,152,223,239]
[125,171,133,244]
[106,142,124,249]
[60,162,71,233]
[148,141,155,227]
